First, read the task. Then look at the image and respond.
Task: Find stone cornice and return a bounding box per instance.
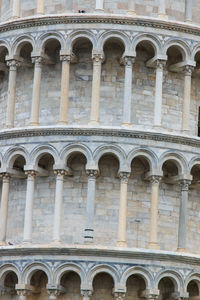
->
[0,246,200,266]
[0,14,200,36]
[0,127,199,148]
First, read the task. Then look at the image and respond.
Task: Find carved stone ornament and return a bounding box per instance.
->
[119,172,130,183]
[54,169,68,176]
[92,53,104,63]
[6,59,20,70]
[183,65,194,76]
[32,56,45,66]
[114,292,126,300]
[156,59,166,70]
[150,175,162,185]
[179,179,191,191]
[121,56,135,66]
[25,170,37,178]
[86,169,98,179]
[81,289,93,299]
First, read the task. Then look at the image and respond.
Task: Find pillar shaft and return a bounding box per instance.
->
[158,0,167,18]
[53,170,66,243]
[89,53,104,126]
[48,290,61,300]
[6,60,20,128]
[23,171,36,243]
[154,60,166,127]
[0,174,10,244]
[95,0,104,12]
[84,170,98,242]
[148,176,162,249]
[12,0,20,18]
[122,57,135,126]
[59,56,71,125]
[30,57,44,126]
[17,290,30,300]
[37,0,45,15]
[127,0,136,15]
[182,66,193,133]
[0,0,2,21]
[177,180,190,251]
[117,172,130,247]
[185,0,192,22]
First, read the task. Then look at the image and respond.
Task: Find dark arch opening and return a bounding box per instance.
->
[103,37,125,63]
[92,272,114,300]
[19,42,33,62]
[44,38,61,62]
[162,159,179,180]
[30,270,48,297]
[60,271,81,299]
[38,153,55,171]
[136,40,156,62]
[167,46,183,67]
[12,155,26,172]
[125,274,146,300]
[187,280,199,297]
[158,277,175,300]
[99,154,120,177]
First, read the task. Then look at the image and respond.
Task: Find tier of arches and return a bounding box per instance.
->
[0,263,200,299]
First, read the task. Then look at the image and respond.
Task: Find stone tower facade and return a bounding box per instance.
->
[0,0,200,299]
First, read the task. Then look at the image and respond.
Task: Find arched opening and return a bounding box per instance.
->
[39,38,62,125]
[60,271,81,299]
[191,164,200,188]
[29,270,48,299]
[64,152,87,244]
[125,274,146,300]
[68,37,93,125]
[15,41,33,127]
[187,280,199,298]
[158,277,175,300]
[167,46,184,67]
[134,40,156,126]
[162,159,179,180]
[1,271,18,297]
[127,156,151,248]
[96,154,120,245]
[101,37,125,126]
[0,46,9,127]
[92,272,114,300]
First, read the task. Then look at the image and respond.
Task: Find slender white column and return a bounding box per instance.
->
[122,56,135,126]
[6,60,20,128]
[23,171,36,243]
[12,0,20,19]
[17,290,30,300]
[154,60,166,127]
[29,56,44,126]
[0,174,10,245]
[59,55,71,125]
[81,290,93,300]
[84,170,98,243]
[148,176,162,250]
[48,290,61,300]
[177,180,191,252]
[127,0,136,15]
[182,65,193,133]
[117,172,130,247]
[95,0,104,13]
[158,0,167,19]
[36,0,45,15]
[185,0,192,22]
[52,170,66,243]
[89,53,104,126]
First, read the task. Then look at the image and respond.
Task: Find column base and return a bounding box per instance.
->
[29,122,39,127]
[0,241,7,246]
[158,13,168,19]
[94,9,104,14]
[147,242,160,250]
[58,121,68,126]
[176,247,187,253]
[127,10,136,16]
[182,129,190,135]
[122,122,132,127]
[88,121,99,126]
[23,240,32,245]
[6,124,14,129]
[117,241,127,247]
[51,240,62,246]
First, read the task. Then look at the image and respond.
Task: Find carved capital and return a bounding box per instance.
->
[17,289,31,297]
[156,59,166,70]
[54,169,68,177]
[60,52,77,63]
[47,289,61,298]
[121,56,135,66]
[25,170,37,178]
[0,173,11,181]
[119,172,130,183]
[92,53,104,63]
[7,59,20,70]
[179,179,191,191]
[86,169,98,179]
[150,175,162,185]
[114,292,126,300]
[184,65,194,76]
[81,289,93,299]
[32,56,45,66]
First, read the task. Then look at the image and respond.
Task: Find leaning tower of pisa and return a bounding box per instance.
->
[1,0,200,299]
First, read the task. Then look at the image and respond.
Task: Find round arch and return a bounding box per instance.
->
[163,39,191,61]
[21,262,52,285]
[67,30,97,52]
[155,270,184,291]
[159,151,188,175]
[120,267,154,289]
[0,264,20,285]
[53,263,86,287]
[87,265,120,290]
[11,35,35,57]
[29,144,59,167]
[3,146,28,170]
[98,30,131,53]
[127,148,159,173]
[133,34,162,57]
[37,31,65,53]
[60,144,94,168]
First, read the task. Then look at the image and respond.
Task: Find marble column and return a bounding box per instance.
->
[154,60,166,127]
[59,55,71,125]
[185,0,192,22]
[6,60,20,128]
[0,174,10,244]
[81,290,93,300]
[48,290,61,300]
[23,171,36,243]
[122,56,135,126]
[148,176,162,249]
[117,172,130,247]
[17,290,30,300]
[89,53,104,126]
[37,0,45,15]
[0,0,2,21]
[182,65,193,133]
[84,170,98,242]
[127,0,136,15]
[52,170,67,243]
[12,0,20,18]
[177,179,191,252]
[114,292,126,300]
[95,0,104,12]
[30,56,44,126]
[158,0,167,18]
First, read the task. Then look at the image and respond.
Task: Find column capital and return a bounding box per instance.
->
[86,169,99,179]
[60,52,77,63]
[54,169,69,176]
[179,179,191,191]
[25,170,37,178]
[120,56,135,66]
[183,65,194,76]
[141,289,160,300]
[156,59,166,70]
[119,172,130,183]
[31,56,45,66]
[81,289,93,298]
[92,52,104,63]
[16,289,31,297]
[0,173,11,180]
[47,289,61,299]
[150,175,162,184]
[114,292,126,300]
[6,59,20,70]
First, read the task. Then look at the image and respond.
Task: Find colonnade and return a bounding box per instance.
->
[0,160,193,252]
[0,0,193,21]
[4,51,196,132]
